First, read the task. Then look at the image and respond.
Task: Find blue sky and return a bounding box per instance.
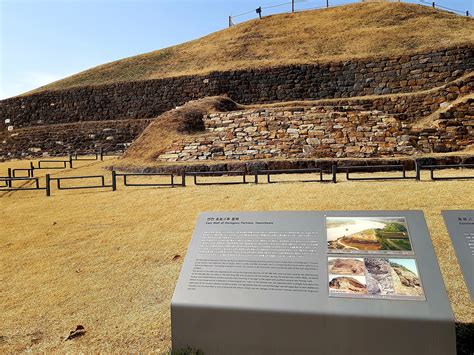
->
[1,0,472,99]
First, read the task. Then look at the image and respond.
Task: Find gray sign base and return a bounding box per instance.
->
[172,211,455,355]
[442,210,474,300]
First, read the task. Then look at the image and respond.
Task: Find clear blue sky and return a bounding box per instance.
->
[1,0,472,99]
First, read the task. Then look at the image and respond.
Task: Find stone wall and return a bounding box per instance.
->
[418,97,474,152]
[1,45,472,131]
[157,101,473,162]
[311,73,473,122]
[1,75,471,160]
[0,119,151,159]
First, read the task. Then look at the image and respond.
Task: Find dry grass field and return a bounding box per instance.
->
[26,2,474,94]
[0,157,473,353]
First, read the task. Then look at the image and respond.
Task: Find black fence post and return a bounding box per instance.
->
[254,172,259,184]
[68,155,73,169]
[7,168,12,188]
[45,174,51,196]
[467,10,469,16]
[326,0,329,8]
[415,161,421,181]
[331,165,337,183]
[99,148,104,161]
[111,170,117,191]
[432,2,435,8]
[181,170,186,187]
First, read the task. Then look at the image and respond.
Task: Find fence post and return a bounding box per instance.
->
[45,174,51,196]
[292,0,294,12]
[7,168,12,188]
[111,170,117,191]
[254,172,259,184]
[181,170,186,187]
[331,165,337,183]
[432,2,435,8]
[228,16,232,27]
[415,161,421,181]
[467,10,469,16]
[99,147,104,161]
[68,155,73,169]
[327,0,329,8]
[30,162,35,177]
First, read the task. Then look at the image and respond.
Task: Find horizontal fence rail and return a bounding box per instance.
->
[0,176,41,191]
[113,172,183,189]
[70,152,103,161]
[51,175,110,191]
[255,168,334,184]
[12,168,34,178]
[35,159,72,170]
[420,164,474,180]
[185,170,248,185]
[338,164,416,181]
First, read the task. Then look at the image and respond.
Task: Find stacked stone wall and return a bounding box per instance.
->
[0,119,151,158]
[1,46,472,131]
[158,101,473,162]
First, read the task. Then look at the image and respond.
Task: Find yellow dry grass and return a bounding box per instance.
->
[27,2,474,95]
[0,158,473,353]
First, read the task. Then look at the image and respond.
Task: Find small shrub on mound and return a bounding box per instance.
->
[176,96,240,133]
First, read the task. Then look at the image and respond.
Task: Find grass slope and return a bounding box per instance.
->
[28,2,474,95]
[0,158,473,352]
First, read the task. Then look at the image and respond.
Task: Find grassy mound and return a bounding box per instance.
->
[27,2,474,95]
[120,96,241,165]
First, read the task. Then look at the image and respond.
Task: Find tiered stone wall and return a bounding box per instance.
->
[158,102,473,162]
[0,119,151,158]
[416,97,474,152]
[1,46,472,131]
[312,73,473,122]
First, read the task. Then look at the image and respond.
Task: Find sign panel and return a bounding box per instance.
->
[172,211,455,355]
[442,210,474,299]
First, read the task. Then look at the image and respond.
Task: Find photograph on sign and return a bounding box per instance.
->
[328,257,425,300]
[326,217,414,254]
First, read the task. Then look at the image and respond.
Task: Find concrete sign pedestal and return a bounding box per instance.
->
[171,211,455,355]
[442,210,474,300]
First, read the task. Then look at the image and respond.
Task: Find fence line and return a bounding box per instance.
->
[228,0,470,27]
[1,159,473,197]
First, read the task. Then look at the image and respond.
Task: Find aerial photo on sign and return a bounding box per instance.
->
[328,257,425,300]
[326,216,414,254]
